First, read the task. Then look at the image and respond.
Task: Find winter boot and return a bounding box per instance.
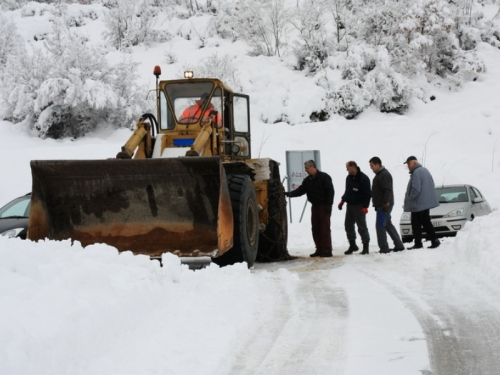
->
[309,251,322,257]
[344,240,359,255]
[408,242,423,250]
[428,239,441,249]
[360,242,369,255]
[391,246,406,252]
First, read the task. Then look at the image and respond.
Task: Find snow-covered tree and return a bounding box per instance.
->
[1,45,52,124]
[0,16,24,71]
[102,0,170,50]
[233,0,292,57]
[290,0,332,74]
[1,17,145,139]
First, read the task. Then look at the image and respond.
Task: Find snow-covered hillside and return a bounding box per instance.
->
[1,1,500,374]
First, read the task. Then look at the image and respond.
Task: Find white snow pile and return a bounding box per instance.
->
[0,237,299,374]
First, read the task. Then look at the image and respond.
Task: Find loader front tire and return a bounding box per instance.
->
[214,174,259,268]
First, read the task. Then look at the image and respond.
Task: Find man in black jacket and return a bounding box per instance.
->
[338,161,371,255]
[369,157,405,253]
[285,160,334,257]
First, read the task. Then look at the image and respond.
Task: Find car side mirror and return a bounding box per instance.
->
[473,197,484,204]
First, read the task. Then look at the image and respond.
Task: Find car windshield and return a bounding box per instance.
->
[435,187,468,203]
[0,195,31,218]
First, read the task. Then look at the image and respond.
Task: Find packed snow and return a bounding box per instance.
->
[1,1,500,374]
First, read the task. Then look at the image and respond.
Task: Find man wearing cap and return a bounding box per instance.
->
[403,156,440,249]
[284,160,335,257]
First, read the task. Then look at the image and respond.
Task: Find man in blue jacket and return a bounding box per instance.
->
[403,156,440,249]
[338,161,372,255]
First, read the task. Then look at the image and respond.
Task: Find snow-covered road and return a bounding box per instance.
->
[231,258,348,374]
[245,246,500,375]
[353,254,500,375]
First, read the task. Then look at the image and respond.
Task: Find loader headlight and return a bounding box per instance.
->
[231,144,241,154]
[1,228,24,238]
[184,71,194,79]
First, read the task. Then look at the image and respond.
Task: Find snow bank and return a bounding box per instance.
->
[0,238,300,375]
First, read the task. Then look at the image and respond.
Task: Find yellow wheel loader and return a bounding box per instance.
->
[28,67,290,267]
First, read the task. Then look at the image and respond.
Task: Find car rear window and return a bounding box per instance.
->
[0,197,31,218]
[435,187,468,203]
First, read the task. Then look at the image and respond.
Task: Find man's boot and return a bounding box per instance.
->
[344,240,359,255]
[391,246,405,252]
[428,239,440,249]
[309,251,322,257]
[360,242,369,255]
[408,242,423,250]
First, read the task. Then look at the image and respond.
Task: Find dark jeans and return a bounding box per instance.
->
[375,205,404,252]
[345,203,370,244]
[411,209,437,245]
[311,205,332,254]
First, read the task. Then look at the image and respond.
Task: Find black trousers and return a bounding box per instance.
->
[411,209,437,245]
[311,205,332,254]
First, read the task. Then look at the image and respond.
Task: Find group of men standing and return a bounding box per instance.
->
[284,156,441,257]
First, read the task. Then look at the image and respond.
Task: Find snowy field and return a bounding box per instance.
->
[1,2,500,374]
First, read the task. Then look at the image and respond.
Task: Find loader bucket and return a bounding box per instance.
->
[28,157,234,258]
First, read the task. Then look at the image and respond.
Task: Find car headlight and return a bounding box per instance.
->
[401,213,411,221]
[443,209,464,218]
[1,228,24,238]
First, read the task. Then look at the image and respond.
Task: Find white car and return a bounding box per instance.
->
[400,184,492,243]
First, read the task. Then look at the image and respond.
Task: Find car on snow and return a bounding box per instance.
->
[399,184,492,243]
[0,193,31,239]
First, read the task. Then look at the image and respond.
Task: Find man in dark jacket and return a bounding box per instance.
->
[338,161,371,255]
[285,160,334,257]
[369,157,405,254]
[403,156,440,249]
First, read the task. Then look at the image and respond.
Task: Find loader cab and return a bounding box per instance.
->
[231,94,251,159]
[157,77,251,159]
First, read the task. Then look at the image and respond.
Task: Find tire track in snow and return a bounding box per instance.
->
[227,258,349,375]
[355,264,500,375]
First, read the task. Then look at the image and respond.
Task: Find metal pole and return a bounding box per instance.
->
[283,176,292,223]
[299,200,308,223]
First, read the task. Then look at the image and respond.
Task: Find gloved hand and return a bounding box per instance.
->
[325,205,332,215]
[381,202,390,212]
[361,207,368,215]
[284,191,291,197]
[338,200,344,210]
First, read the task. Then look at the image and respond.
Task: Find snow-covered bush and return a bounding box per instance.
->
[364,70,414,114]
[1,43,52,124]
[0,16,24,71]
[1,20,145,139]
[290,1,331,74]
[327,79,372,119]
[103,0,171,50]
[340,44,377,80]
[232,0,292,57]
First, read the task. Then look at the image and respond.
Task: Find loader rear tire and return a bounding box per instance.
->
[214,174,259,268]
